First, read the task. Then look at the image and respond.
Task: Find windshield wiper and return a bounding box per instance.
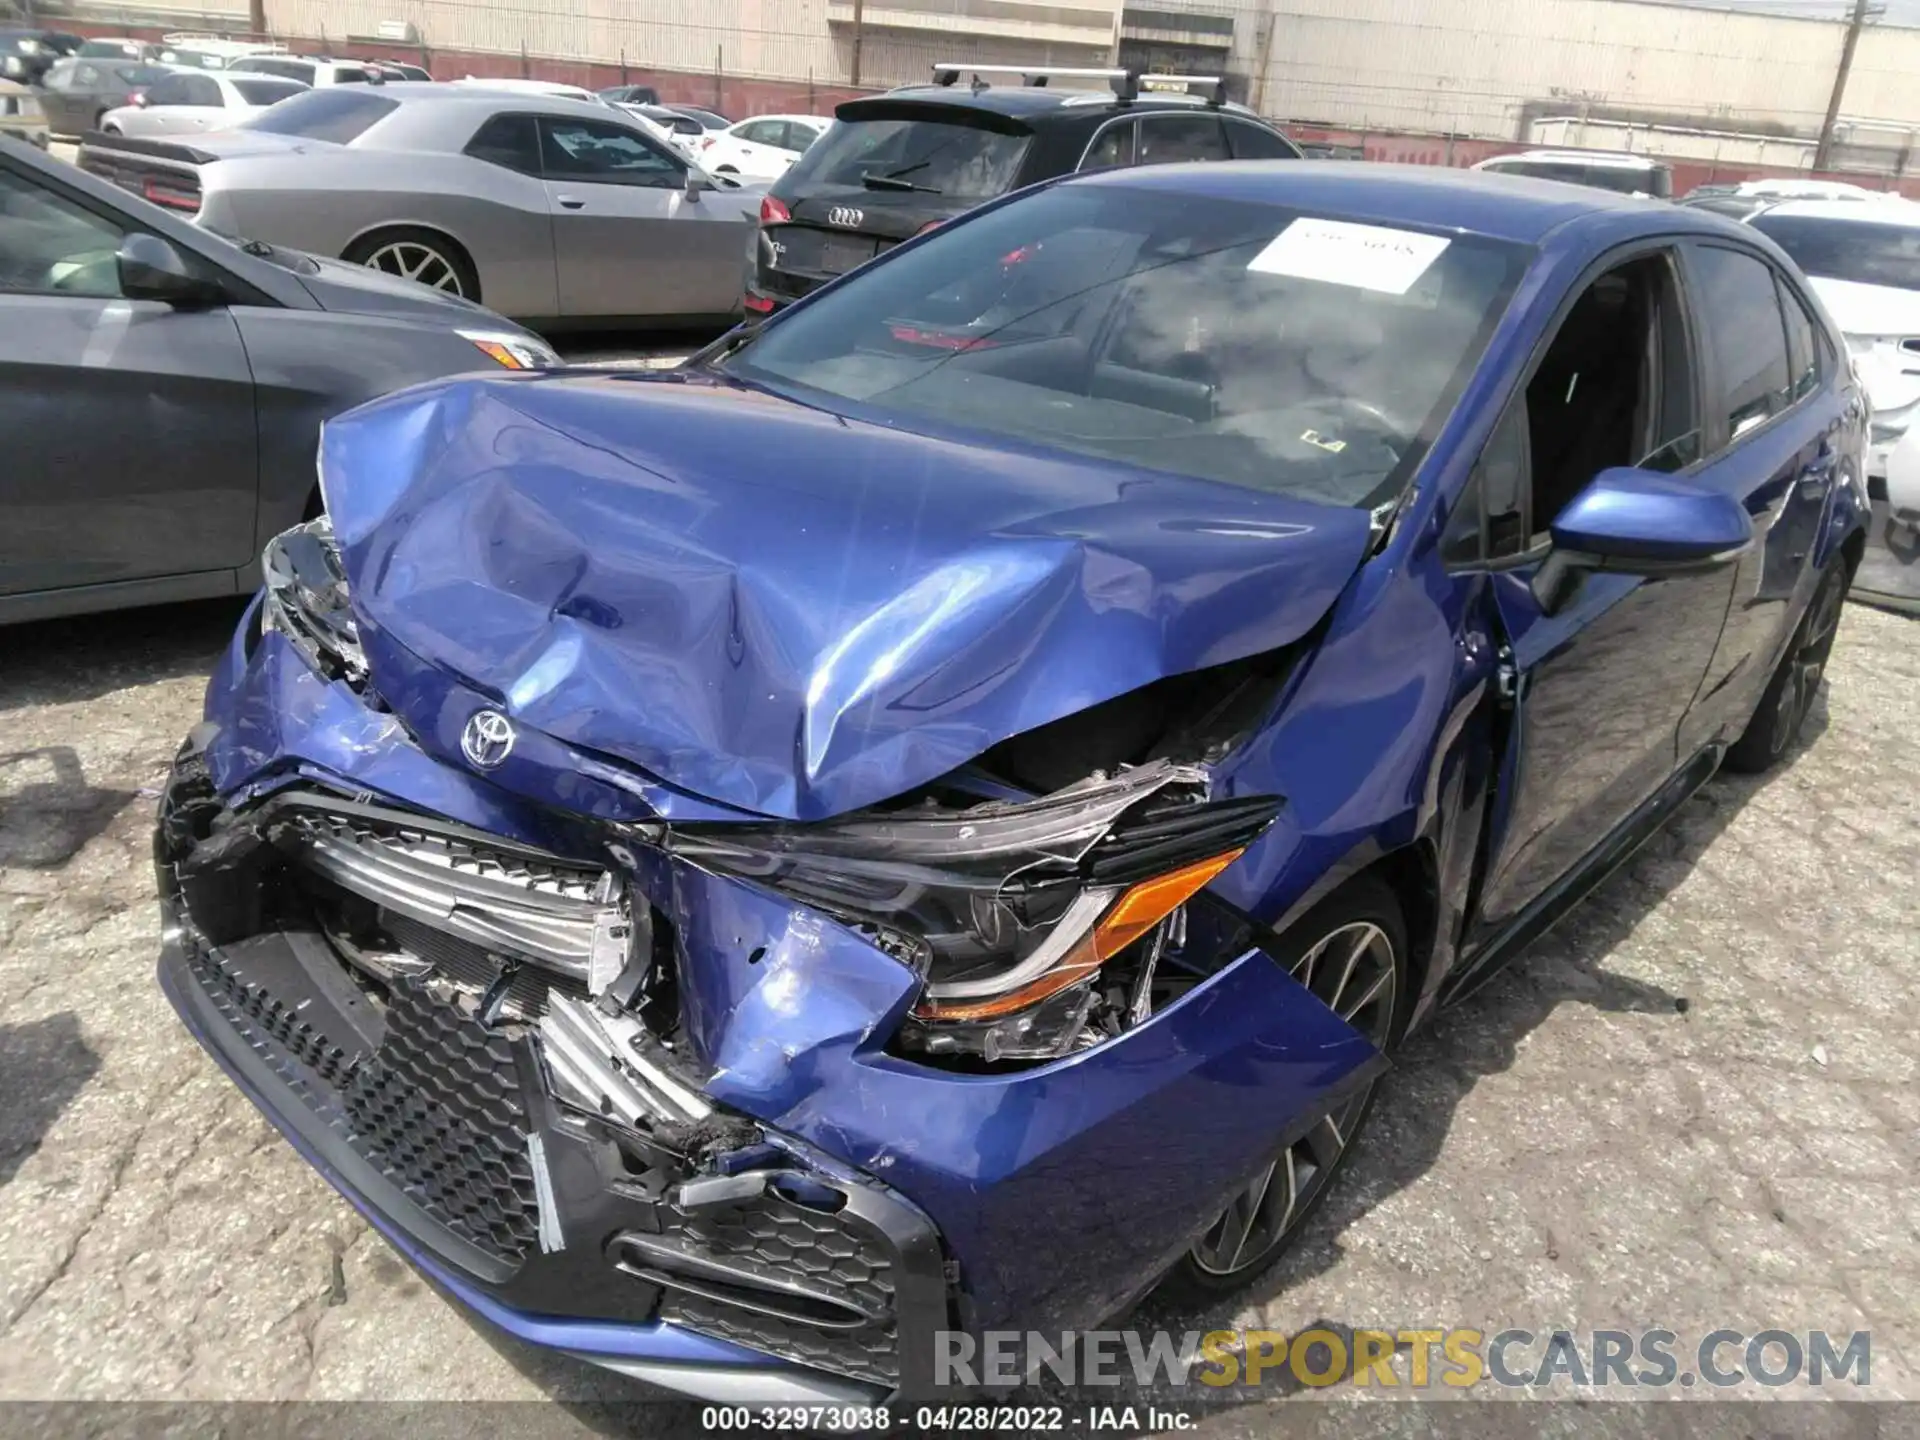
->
[861,173,941,194]
[689,320,765,370]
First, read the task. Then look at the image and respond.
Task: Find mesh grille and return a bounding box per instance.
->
[197,947,355,1085]
[661,1191,900,1387]
[340,977,541,1261]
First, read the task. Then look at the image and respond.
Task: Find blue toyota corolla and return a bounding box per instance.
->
[156,162,1867,1403]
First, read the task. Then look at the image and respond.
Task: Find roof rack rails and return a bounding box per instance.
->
[927,63,1226,106]
[931,62,1133,96]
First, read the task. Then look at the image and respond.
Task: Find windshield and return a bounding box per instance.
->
[79,40,141,58]
[787,113,1029,199]
[1486,159,1668,197]
[722,184,1528,509]
[1751,213,1920,292]
[241,87,397,142]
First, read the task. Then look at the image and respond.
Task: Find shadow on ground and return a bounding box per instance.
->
[0,746,138,869]
[0,598,245,713]
[0,1014,100,1190]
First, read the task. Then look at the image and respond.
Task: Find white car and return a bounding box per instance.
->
[229,55,389,87]
[1472,149,1673,199]
[98,70,307,136]
[618,103,729,157]
[1748,198,1920,607]
[1747,200,1920,476]
[696,113,831,182]
[152,34,288,71]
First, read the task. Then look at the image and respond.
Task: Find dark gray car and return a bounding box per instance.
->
[34,56,173,138]
[0,135,558,625]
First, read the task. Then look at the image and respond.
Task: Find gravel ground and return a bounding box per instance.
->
[0,585,1916,1429]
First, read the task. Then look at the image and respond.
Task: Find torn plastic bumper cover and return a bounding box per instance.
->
[157,658,1386,1399]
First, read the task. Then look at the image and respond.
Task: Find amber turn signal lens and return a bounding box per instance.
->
[913,849,1245,1024]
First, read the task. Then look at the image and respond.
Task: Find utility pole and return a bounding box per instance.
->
[1815,0,1872,172]
[1251,2,1278,117]
[850,0,865,88]
[249,0,267,39]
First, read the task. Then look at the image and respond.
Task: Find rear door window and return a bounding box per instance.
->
[1136,113,1229,165]
[183,74,223,107]
[1776,275,1823,403]
[1690,244,1794,443]
[465,112,542,175]
[1224,119,1300,160]
[1081,119,1136,171]
[143,73,191,106]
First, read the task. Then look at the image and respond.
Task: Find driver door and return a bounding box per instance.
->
[538,114,746,318]
[0,154,257,599]
[1459,246,1736,942]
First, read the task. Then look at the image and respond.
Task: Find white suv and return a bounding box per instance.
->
[228,55,385,87]
[1473,149,1674,199]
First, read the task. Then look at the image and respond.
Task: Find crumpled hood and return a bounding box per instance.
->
[320,372,1373,821]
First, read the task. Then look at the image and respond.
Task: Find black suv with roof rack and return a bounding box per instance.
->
[744,63,1301,313]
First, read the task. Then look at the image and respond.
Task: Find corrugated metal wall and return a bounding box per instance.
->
[111,0,1920,139]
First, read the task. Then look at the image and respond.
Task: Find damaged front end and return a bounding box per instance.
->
[157,748,948,1400]
[158,491,1387,1399]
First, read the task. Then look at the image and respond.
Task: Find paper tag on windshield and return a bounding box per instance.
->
[1248,219,1451,295]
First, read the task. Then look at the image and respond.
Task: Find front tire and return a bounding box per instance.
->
[1156,874,1407,1303]
[1723,560,1848,774]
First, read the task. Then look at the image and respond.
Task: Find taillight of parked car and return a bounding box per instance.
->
[759,195,790,225]
[129,90,148,106]
[142,176,199,212]
[743,293,774,314]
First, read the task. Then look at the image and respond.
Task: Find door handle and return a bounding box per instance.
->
[556,195,585,210]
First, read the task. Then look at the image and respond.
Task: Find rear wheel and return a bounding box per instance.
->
[1156,874,1406,1303]
[343,227,479,301]
[1723,560,1848,774]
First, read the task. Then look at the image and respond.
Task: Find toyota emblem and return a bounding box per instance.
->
[461,708,516,770]
[826,206,864,228]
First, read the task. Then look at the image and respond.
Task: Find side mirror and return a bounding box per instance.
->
[683,170,709,202]
[117,232,224,307]
[1533,467,1752,613]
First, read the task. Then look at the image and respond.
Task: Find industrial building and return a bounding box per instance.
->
[61,0,1920,176]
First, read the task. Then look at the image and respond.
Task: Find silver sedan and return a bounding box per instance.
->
[77,83,763,327]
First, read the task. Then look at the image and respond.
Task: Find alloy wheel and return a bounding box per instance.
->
[1188,921,1397,1276]
[1768,568,1845,757]
[361,240,466,295]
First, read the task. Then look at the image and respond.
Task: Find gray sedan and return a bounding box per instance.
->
[77,83,762,328]
[0,134,558,625]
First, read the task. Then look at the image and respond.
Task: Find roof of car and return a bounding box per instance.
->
[859,81,1255,123]
[1069,160,1732,245]
[1747,197,1920,224]
[1480,149,1668,171]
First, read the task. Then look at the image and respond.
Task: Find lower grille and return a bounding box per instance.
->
[657,1191,901,1387]
[186,944,540,1265]
[339,976,541,1261]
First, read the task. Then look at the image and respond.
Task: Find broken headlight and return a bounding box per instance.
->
[260,515,367,686]
[666,762,1280,1062]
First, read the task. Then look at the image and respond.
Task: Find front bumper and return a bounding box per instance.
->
[157,612,1384,1401]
